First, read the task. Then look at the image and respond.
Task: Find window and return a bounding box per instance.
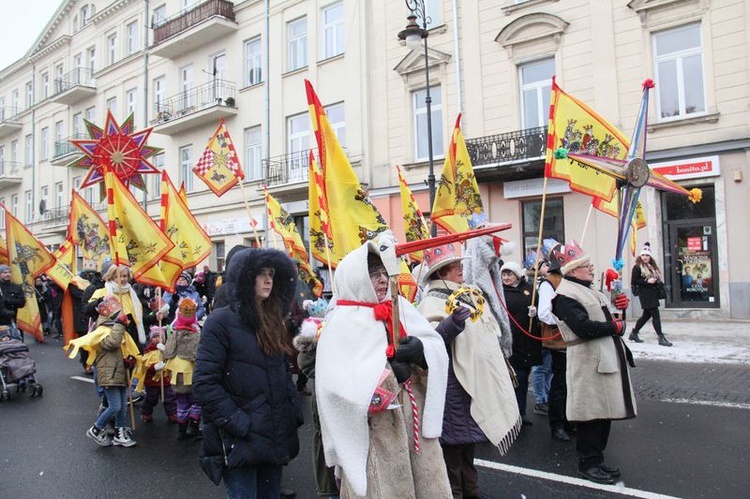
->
[321,2,344,59]
[81,4,92,27]
[25,190,33,223]
[153,76,166,113]
[0,97,4,121]
[40,186,49,215]
[0,146,4,174]
[55,182,64,208]
[180,145,194,192]
[11,140,18,165]
[54,121,64,142]
[107,33,118,65]
[287,17,308,71]
[287,113,309,182]
[151,154,164,199]
[0,199,4,229]
[73,112,83,136]
[653,24,706,120]
[325,102,346,146]
[40,127,49,161]
[54,64,64,93]
[244,126,262,180]
[24,135,32,166]
[214,241,226,272]
[519,58,554,128]
[25,82,33,108]
[126,88,137,118]
[126,21,139,55]
[41,73,49,99]
[86,106,96,123]
[11,194,18,217]
[152,4,166,27]
[87,46,96,72]
[412,85,443,162]
[11,89,19,112]
[180,65,194,111]
[106,97,117,114]
[426,0,443,27]
[244,37,262,86]
[73,53,83,84]
[521,198,564,262]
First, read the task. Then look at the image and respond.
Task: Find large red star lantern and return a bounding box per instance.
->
[67,110,162,192]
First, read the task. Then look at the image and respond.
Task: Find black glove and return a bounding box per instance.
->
[451,306,472,328]
[389,359,412,384]
[394,336,427,369]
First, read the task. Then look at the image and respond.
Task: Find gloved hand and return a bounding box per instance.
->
[124,356,136,368]
[614,293,629,310]
[154,361,166,371]
[528,305,537,318]
[451,306,472,328]
[156,342,166,352]
[116,314,130,326]
[612,319,625,336]
[394,336,427,369]
[389,359,412,384]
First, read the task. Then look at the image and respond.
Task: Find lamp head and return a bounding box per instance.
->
[398,15,427,51]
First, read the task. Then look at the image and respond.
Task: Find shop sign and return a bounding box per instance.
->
[201,216,264,236]
[650,155,720,180]
[687,237,702,251]
[504,178,571,199]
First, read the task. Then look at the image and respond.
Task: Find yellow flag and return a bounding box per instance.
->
[104,169,174,282]
[69,191,111,272]
[306,80,388,267]
[4,209,55,341]
[0,233,8,265]
[431,114,485,234]
[46,238,77,290]
[397,165,429,262]
[308,152,335,266]
[193,120,244,197]
[544,77,628,201]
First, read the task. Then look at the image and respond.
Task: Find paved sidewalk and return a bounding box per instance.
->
[624,319,750,365]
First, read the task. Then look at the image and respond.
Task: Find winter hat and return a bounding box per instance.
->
[303,298,329,319]
[0,264,10,273]
[552,240,590,275]
[177,297,197,318]
[500,261,525,279]
[178,271,192,284]
[100,260,114,275]
[193,272,205,284]
[542,238,563,272]
[149,325,166,341]
[640,242,653,257]
[97,295,122,318]
[422,242,467,281]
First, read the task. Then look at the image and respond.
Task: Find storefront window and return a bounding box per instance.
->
[521,197,564,263]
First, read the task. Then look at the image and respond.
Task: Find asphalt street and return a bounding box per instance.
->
[1,338,748,498]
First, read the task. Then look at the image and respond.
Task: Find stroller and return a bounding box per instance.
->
[0,327,43,401]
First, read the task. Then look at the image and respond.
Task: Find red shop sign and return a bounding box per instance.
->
[687,237,702,251]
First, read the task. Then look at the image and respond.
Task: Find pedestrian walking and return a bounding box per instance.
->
[629,243,673,346]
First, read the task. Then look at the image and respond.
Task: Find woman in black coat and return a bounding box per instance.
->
[193,248,303,497]
[629,243,672,346]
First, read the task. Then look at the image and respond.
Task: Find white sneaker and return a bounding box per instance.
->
[113,427,137,447]
[86,425,112,447]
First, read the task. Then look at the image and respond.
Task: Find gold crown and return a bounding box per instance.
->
[178,297,198,318]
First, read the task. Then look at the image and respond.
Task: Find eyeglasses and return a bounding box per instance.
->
[258,268,275,279]
[369,269,389,280]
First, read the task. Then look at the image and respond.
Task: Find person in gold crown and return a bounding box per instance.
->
[159,297,202,440]
[550,241,635,485]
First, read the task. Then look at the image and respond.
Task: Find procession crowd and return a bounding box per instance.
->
[0,234,674,499]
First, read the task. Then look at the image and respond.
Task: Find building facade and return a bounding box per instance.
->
[0,0,748,319]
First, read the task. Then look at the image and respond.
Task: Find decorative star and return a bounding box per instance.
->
[554,80,702,262]
[67,110,162,193]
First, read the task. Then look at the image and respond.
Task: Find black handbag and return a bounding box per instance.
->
[656,282,667,299]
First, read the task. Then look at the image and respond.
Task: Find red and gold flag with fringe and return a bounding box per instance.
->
[397,165,429,262]
[69,191,111,272]
[193,120,244,197]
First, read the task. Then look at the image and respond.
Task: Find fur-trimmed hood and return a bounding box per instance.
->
[225,248,297,328]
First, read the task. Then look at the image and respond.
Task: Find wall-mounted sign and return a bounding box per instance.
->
[687,236,702,252]
[201,216,265,237]
[504,178,571,199]
[650,155,720,181]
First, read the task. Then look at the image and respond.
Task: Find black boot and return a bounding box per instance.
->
[178,423,190,440]
[628,329,644,343]
[187,419,203,439]
[658,334,673,347]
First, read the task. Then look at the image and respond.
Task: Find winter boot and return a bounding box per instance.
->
[86,425,112,447]
[186,419,203,439]
[167,414,179,424]
[628,329,644,343]
[113,427,137,447]
[178,423,190,440]
[141,413,153,423]
[658,334,673,347]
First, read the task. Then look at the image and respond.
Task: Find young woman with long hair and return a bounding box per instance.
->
[629,243,673,346]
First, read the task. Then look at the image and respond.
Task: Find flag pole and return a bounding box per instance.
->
[322,233,337,296]
[529,176,549,332]
[579,204,594,246]
[238,181,261,246]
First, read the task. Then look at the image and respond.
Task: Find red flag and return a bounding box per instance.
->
[193,120,244,196]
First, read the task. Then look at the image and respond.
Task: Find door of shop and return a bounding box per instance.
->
[662,185,719,308]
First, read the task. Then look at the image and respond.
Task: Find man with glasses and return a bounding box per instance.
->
[551,241,635,485]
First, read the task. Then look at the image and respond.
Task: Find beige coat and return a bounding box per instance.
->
[93,322,128,387]
[554,278,637,422]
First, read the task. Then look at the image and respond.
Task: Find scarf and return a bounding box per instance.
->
[105,281,146,344]
[639,262,662,282]
[336,299,406,357]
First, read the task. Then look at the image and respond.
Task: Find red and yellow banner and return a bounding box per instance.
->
[69,191,111,272]
[397,165,429,262]
[193,120,244,197]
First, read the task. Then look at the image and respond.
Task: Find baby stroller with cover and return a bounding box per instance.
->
[0,327,43,401]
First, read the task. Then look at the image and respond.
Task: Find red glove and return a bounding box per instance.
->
[116,314,130,326]
[614,293,629,310]
[123,356,136,368]
[612,319,625,336]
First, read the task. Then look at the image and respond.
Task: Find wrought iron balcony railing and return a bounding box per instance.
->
[263,150,310,187]
[53,133,87,160]
[465,126,547,167]
[0,160,21,177]
[41,206,70,230]
[53,67,96,95]
[152,79,236,124]
[153,0,236,45]
[0,106,21,123]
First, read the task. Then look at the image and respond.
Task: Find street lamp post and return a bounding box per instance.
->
[398,1,437,236]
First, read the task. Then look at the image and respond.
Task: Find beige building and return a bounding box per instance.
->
[0,0,748,319]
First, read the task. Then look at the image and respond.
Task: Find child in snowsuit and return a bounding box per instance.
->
[136,325,178,424]
[160,297,202,439]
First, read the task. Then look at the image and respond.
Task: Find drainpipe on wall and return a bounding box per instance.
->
[263,0,270,247]
[31,65,36,230]
[141,0,149,210]
[452,0,462,113]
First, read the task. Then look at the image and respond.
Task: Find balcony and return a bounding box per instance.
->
[264,150,311,189]
[0,161,22,188]
[40,206,70,233]
[465,125,547,181]
[0,107,23,139]
[52,133,87,166]
[50,67,96,105]
[151,79,238,135]
[151,0,237,59]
